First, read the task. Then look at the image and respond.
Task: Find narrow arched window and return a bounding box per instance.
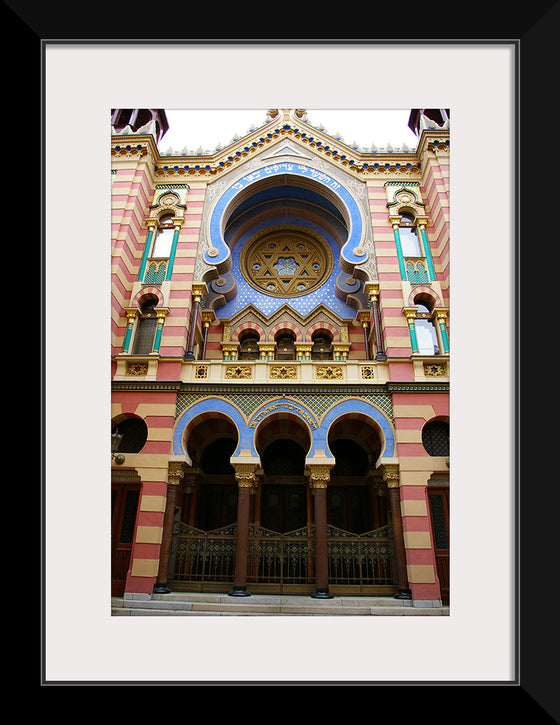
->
[275,332,296,360]
[152,213,175,258]
[238,332,260,360]
[399,212,422,256]
[132,297,158,354]
[414,298,440,355]
[311,332,333,360]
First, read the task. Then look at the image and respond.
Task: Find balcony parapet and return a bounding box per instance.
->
[180,359,390,385]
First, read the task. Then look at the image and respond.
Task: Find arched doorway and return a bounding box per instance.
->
[327,416,386,534]
[187,421,238,532]
[259,437,308,534]
[168,415,241,591]
[245,414,314,593]
[111,417,147,595]
[325,415,397,594]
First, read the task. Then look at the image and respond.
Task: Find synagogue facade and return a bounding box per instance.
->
[110,108,450,607]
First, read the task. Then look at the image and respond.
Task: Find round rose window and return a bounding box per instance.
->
[240,227,333,298]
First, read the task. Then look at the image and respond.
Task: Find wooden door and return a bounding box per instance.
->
[327,483,375,533]
[261,482,307,533]
[111,484,140,596]
[428,487,450,604]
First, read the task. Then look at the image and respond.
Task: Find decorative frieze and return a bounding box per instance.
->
[423,362,448,377]
[194,364,209,379]
[225,365,252,379]
[361,365,376,379]
[270,365,297,379]
[125,361,149,376]
[315,365,343,380]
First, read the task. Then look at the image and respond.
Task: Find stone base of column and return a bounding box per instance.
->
[394,588,412,600]
[153,582,171,594]
[311,588,334,599]
[228,585,251,597]
[184,352,195,360]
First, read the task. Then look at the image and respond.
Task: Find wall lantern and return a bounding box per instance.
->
[111,429,125,465]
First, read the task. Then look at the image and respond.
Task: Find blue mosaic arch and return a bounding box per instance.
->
[215,214,355,319]
[172,398,249,457]
[204,162,367,272]
[310,398,396,461]
[173,395,395,465]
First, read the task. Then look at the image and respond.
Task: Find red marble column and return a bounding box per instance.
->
[309,465,333,599]
[382,464,412,600]
[229,464,258,597]
[154,462,184,593]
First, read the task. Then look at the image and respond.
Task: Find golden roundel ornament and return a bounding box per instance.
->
[240,227,333,298]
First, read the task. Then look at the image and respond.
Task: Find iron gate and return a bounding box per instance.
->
[327,524,396,587]
[169,521,396,592]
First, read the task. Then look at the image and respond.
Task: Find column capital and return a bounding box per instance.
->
[168,461,186,486]
[356,309,371,326]
[402,306,417,322]
[307,464,332,489]
[233,463,260,491]
[191,282,207,301]
[364,282,380,301]
[380,463,400,488]
[201,309,216,327]
[155,307,170,320]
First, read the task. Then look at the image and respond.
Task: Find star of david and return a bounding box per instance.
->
[243,234,331,297]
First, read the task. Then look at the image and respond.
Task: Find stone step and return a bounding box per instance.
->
[111,593,449,616]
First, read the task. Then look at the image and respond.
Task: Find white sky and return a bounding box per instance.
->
[158,109,420,155]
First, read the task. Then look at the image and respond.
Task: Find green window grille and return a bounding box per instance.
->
[132,316,157,354]
[144,261,167,284]
[407,260,429,284]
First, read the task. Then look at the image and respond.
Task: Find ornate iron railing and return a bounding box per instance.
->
[169,521,396,590]
[327,525,396,586]
[170,522,237,584]
[247,524,314,587]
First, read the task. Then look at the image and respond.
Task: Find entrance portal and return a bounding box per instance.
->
[111,481,140,596]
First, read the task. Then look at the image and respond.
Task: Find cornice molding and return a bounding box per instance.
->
[111,113,449,181]
[153,127,425,179]
[110,379,449,394]
[153,116,438,180]
[111,132,159,161]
